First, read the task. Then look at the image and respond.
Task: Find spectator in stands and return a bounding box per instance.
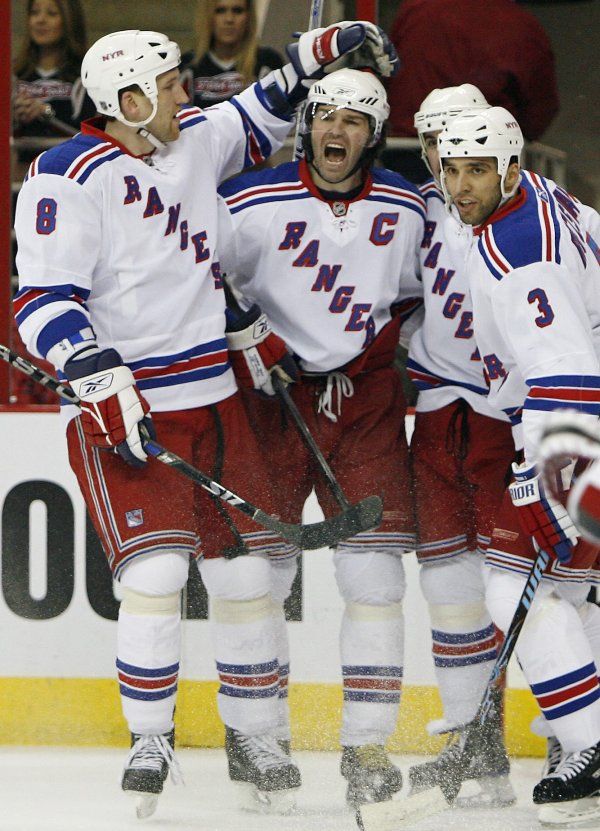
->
[181,0,284,109]
[381,0,559,183]
[385,0,559,141]
[13,0,95,143]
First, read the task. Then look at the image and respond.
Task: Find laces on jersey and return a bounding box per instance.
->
[125,734,184,784]
[317,372,354,422]
[236,732,291,772]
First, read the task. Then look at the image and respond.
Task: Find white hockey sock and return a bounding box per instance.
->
[117,606,181,736]
[580,600,600,670]
[211,594,281,736]
[340,602,404,746]
[429,608,498,727]
[272,602,291,741]
[517,596,600,753]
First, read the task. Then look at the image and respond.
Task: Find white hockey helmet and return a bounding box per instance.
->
[438,106,524,199]
[414,84,489,135]
[81,30,181,128]
[414,84,489,176]
[304,68,390,149]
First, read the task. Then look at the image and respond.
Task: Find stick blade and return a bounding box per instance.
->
[299,495,383,550]
[357,787,449,831]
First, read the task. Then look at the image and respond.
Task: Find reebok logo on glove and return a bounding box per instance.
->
[79,371,115,397]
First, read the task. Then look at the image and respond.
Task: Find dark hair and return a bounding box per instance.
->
[14,0,88,81]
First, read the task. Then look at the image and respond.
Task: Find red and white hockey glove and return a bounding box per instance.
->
[508,461,579,564]
[539,412,600,546]
[64,348,155,468]
[264,22,368,111]
[225,305,299,396]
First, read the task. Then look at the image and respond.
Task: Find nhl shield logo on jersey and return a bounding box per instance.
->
[332,201,347,217]
[125,509,144,528]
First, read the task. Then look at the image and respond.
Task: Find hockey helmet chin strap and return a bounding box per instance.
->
[117,97,167,151]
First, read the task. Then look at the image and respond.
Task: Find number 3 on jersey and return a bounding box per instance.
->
[527,288,555,328]
[36,198,57,235]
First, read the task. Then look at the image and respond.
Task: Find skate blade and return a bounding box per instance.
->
[233,781,299,815]
[357,786,448,831]
[538,796,600,827]
[131,792,159,820]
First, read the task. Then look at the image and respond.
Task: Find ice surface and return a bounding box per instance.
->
[3,747,598,831]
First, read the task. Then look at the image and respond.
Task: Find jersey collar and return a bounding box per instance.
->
[81,117,156,161]
[299,158,373,209]
[473,187,527,236]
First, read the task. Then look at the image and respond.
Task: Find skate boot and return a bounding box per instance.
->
[225,726,301,813]
[409,718,515,807]
[534,739,600,827]
[340,744,403,809]
[121,729,183,819]
[542,735,564,778]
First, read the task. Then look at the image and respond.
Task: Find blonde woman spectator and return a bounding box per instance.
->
[13,0,95,143]
[181,0,283,108]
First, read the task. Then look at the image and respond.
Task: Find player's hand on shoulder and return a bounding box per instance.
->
[346,22,399,77]
[64,348,155,468]
[225,304,299,397]
[508,460,579,563]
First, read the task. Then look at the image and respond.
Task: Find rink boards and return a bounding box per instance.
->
[0,411,545,755]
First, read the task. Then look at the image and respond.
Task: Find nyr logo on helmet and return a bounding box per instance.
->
[102,50,125,61]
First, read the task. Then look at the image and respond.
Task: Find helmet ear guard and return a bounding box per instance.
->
[414,83,489,178]
[437,107,524,205]
[81,30,181,130]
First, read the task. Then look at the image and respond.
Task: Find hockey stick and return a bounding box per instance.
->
[223,279,380,520]
[292,0,325,160]
[272,373,352,510]
[356,546,551,830]
[0,343,380,550]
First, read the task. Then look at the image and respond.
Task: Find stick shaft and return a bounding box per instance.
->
[292,0,325,160]
[0,343,379,549]
[272,374,350,510]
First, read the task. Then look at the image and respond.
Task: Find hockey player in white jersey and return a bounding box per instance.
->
[12,25,389,818]
[407,85,517,807]
[217,68,423,810]
[437,107,600,826]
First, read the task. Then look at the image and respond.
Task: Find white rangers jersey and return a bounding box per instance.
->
[408,179,509,422]
[14,85,293,415]
[217,159,424,373]
[466,170,600,464]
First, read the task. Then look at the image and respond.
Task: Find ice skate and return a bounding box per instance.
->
[340,744,402,809]
[225,726,301,813]
[121,729,182,819]
[534,739,600,826]
[408,717,515,807]
[542,735,564,778]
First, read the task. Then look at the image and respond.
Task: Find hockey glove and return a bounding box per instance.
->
[346,22,400,77]
[539,412,600,494]
[64,348,155,468]
[225,304,299,396]
[262,22,367,113]
[508,461,579,564]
